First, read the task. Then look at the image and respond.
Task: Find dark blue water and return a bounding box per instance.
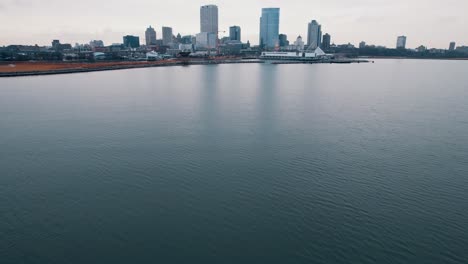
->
[1,60,468,263]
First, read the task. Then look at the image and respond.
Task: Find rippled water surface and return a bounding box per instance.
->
[1,60,468,263]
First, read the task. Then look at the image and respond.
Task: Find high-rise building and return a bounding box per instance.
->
[145,26,157,46]
[162,27,173,45]
[200,5,218,34]
[396,36,407,49]
[322,33,331,50]
[259,8,280,49]
[229,26,241,41]
[279,34,289,47]
[449,42,456,51]
[307,20,322,49]
[123,35,140,48]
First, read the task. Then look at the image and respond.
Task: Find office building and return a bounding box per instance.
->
[259,8,280,49]
[123,35,140,48]
[162,27,173,46]
[279,34,289,47]
[229,26,241,41]
[322,33,331,50]
[196,32,217,49]
[396,36,407,49]
[201,5,218,33]
[145,26,157,46]
[307,20,322,49]
[449,42,456,51]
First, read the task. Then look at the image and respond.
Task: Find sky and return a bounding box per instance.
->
[0,0,467,49]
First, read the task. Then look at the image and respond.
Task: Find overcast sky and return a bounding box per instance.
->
[0,0,466,48]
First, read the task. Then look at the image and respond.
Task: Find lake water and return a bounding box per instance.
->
[1,60,468,263]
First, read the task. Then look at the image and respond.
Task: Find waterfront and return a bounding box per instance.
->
[1,60,468,263]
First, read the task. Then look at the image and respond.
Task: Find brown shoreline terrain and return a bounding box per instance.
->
[0,61,178,73]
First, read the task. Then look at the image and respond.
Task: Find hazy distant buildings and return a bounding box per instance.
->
[359,41,366,49]
[200,5,219,34]
[259,8,280,49]
[449,42,456,51]
[89,40,104,48]
[322,33,331,50]
[145,26,157,46]
[229,26,241,41]
[52,40,60,49]
[294,36,305,50]
[396,36,407,49]
[123,35,140,48]
[162,27,173,45]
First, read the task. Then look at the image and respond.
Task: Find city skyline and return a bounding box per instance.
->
[0,0,467,49]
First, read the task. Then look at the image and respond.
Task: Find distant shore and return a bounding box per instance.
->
[0,58,369,77]
[0,59,259,77]
[360,56,468,61]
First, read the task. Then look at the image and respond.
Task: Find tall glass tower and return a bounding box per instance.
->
[307,20,322,49]
[259,8,280,49]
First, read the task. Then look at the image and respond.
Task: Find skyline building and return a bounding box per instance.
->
[449,42,456,51]
[145,26,157,46]
[229,26,241,41]
[279,34,289,47]
[123,35,140,48]
[322,33,331,50]
[359,41,366,49]
[196,32,217,49]
[162,27,173,45]
[294,36,305,50]
[397,36,407,49]
[307,20,322,49]
[259,8,280,49]
[200,5,219,34]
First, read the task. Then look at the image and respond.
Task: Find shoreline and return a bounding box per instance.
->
[0,59,369,78]
[360,56,468,61]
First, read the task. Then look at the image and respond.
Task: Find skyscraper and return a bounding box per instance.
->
[162,27,173,46]
[396,36,407,49]
[322,33,331,50]
[145,26,157,46]
[229,26,241,41]
[200,5,218,34]
[259,8,280,49]
[307,20,322,49]
[449,42,456,51]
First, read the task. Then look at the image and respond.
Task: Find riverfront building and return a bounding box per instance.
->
[307,20,322,49]
[322,33,331,50]
[229,26,241,41]
[123,35,140,48]
[449,42,456,51]
[145,26,157,46]
[397,36,407,49]
[162,27,173,46]
[259,8,280,49]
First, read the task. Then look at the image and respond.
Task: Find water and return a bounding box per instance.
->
[1,60,468,263]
